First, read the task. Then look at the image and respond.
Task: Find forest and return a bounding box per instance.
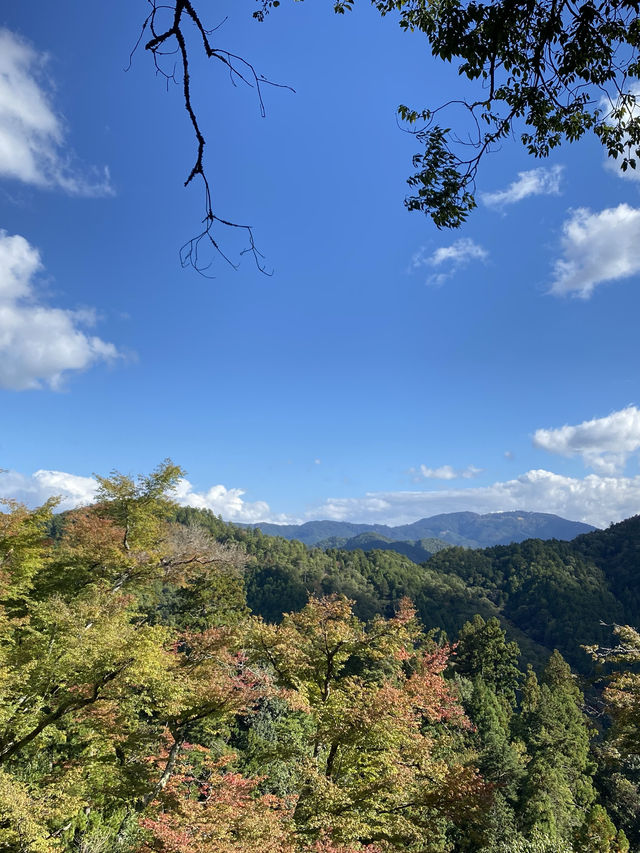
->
[0,460,639,852]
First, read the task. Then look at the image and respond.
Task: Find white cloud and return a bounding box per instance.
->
[411,238,487,285]
[550,204,640,298]
[428,239,488,268]
[482,165,564,207]
[533,406,640,474]
[0,28,111,195]
[307,469,640,529]
[170,478,294,523]
[0,231,119,390]
[0,469,98,511]
[0,469,294,524]
[3,466,640,530]
[413,464,483,481]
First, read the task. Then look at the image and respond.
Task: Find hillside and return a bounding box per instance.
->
[312,532,452,562]
[7,483,638,853]
[174,507,630,673]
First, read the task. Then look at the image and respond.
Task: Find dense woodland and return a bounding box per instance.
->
[1,461,640,852]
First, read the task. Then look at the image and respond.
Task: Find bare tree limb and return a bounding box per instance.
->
[131,0,294,275]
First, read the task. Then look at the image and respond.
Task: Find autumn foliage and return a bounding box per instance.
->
[0,462,633,852]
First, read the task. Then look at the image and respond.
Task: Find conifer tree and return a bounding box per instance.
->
[455,616,522,706]
[574,805,629,853]
[518,653,597,844]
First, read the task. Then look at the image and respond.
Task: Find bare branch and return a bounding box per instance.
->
[130,1,294,274]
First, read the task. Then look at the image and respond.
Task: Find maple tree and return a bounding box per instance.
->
[248,595,487,851]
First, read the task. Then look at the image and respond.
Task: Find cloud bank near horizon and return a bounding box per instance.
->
[0,470,295,524]
[2,466,639,529]
[307,469,638,529]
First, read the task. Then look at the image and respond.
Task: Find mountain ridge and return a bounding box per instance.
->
[247,510,596,550]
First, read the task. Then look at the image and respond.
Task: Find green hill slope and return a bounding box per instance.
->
[172,507,631,672]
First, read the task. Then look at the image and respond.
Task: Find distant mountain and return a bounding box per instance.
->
[247,520,392,545]
[250,511,596,550]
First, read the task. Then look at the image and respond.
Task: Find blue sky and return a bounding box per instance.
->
[2,0,640,528]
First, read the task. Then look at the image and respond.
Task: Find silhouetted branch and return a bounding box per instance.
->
[131,0,294,275]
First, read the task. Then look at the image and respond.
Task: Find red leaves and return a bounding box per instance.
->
[405,648,469,727]
[140,751,295,853]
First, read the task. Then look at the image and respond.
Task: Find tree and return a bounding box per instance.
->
[517,654,598,845]
[139,751,297,853]
[451,619,525,849]
[589,624,640,758]
[574,805,629,853]
[247,595,488,851]
[135,1,293,274]
[154,0,640,264]
[0,496,57,597]
[588,625,640,846]
[94,459,185,556]
[0,465,260,849]
[462,676,526,847]
[261,0,640,226]
[454,615,522,706]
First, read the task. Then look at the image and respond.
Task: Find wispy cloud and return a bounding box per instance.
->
[411,464,483,481]
[0,28,112,196]
[411,238,488,285]
[533,406,640,474]
[482,165,564,207]
[550,204,640,297]
[0,230,119,390]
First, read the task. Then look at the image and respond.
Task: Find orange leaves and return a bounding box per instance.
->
[405,649,469,727]
[140,750,386,853]
[307,839,380,853]
[59,509,124,561]
[0,479,495,853]
[246,595,486,850]
[140,751,295,853]
[248,595,424,706]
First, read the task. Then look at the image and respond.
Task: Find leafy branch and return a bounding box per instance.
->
[258,0,640,228]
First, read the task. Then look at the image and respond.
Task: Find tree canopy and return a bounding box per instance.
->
[141,0,640,269]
